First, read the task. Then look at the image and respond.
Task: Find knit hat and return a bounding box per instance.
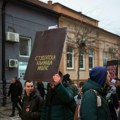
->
[63,74,70,80]
[89,66,107,87]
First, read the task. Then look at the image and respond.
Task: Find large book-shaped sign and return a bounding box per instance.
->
[24,28,67,82]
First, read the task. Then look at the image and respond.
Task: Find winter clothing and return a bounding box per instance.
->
[116,86,120,100]
[108,99,118,120]
[118,108,120,120]
[36,82,45,99]
[63,73,78,96]
[89,66,107,87]
[80,66,112,120]
[40,83,75,120]
[21,90,44,120]
[8,80,23,116]
[8,80,23,103]
[63,74,70,83]
[106,86,119,120]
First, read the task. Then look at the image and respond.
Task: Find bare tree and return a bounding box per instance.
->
[66,21,97,84]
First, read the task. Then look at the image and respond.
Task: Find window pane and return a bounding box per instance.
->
[103,52,107,66]
[20,37,31,56]
[89,50,94,69]
[67,46,74,68]
[67,54,72,67]
[89,57,93,68]
[80,54,83,68]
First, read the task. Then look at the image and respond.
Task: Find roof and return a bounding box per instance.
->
[53,3,99,22]
[10,0,60,17]
[52,2,120,37]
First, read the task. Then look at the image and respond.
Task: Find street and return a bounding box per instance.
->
[0,104,21,120]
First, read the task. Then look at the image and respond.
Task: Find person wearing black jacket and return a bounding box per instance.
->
[105,81,119,120]
[40,72,75,120]
[21,80,44,120]
[8,77,23,117]
[36,81,45,99]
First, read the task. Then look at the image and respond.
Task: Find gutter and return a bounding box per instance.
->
[1,0,8,106]
[9,0,60,18]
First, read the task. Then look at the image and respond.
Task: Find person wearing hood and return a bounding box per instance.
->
[20,80,44,120]
[80,66,112,120]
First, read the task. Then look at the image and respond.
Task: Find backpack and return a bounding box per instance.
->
[68,98,77,113]
[74,89,101,120]
[62,81,77,114]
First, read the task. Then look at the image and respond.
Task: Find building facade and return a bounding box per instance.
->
[0,0,120,105]
[0,0,59,104]
[51,2,120,83]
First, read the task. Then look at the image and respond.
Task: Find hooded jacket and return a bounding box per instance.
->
[21,90,44,120]
[40,83,75,120]
[80,66,112,120]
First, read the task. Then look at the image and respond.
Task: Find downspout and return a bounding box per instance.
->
[1,0,8,106]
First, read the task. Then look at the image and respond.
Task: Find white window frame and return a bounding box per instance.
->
[89,49,94,69]
[66,46,74,69]
[19,36,31,57]
[103,52,107,66]
[79,52,85,70]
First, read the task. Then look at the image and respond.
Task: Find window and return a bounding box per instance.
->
[89,49,94,69]
[79,51,85,69]
[103,52,107,66]
[66,46,74,69]
[18,62,28,86]
[19,36,31,57]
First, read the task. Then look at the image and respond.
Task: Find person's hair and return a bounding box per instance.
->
[79,81,84,88]
[24,80,34,86]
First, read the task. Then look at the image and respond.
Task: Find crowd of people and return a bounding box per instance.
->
[8,66,120,120]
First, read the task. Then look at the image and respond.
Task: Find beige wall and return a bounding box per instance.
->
[52,3,120,83]
[59,16,120,83]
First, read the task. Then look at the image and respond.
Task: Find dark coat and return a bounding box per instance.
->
[80,80,112,120]
[37,82,45,99]
[40,83,75,120]
[8,81,23,103]
[118,108,120,120]
[107,93,119,120]
[21,90,44,120]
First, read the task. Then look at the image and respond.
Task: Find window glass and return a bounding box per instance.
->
[79,51,85,69]
[18,62,28,86]
[20,36,31,57]
[103,52,107,66]
[67,46,74,69]
[89,49,94,69]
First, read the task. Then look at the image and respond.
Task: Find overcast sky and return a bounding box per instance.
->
[41,0,120,35]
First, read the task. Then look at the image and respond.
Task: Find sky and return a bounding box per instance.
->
[41,0,120,35]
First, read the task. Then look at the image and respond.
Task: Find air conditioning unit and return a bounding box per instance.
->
[6,32,19,42]
[8,59,18,68]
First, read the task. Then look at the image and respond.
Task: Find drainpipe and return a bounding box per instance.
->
[1,0,8,106]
